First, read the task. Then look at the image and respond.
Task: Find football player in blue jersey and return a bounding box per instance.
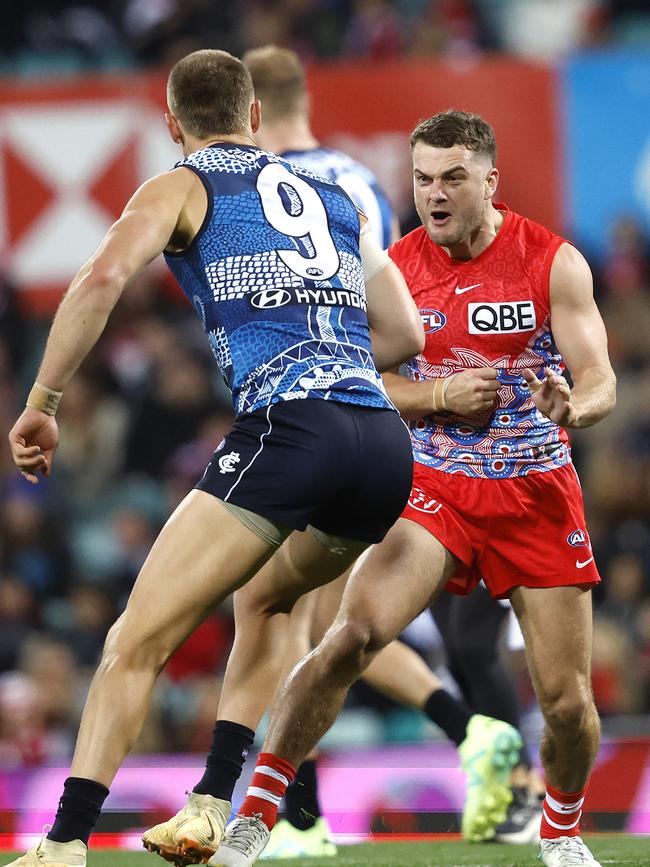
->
[6,48,424,867]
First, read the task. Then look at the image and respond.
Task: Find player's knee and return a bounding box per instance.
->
[539,679,594,732]
[99,615,169,675]
[323,617,387,670]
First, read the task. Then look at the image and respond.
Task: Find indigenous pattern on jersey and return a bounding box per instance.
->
[165,143,391,417]
[389,205,570,478]
[281,147,394,249]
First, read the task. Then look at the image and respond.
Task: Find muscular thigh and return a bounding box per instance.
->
[510,585,593,699]
[333,517,457,649]
[310,570,352,645]
[234,529,367,616]
[118,490,273,654]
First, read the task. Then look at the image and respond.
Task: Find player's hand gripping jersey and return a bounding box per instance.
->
[390,205,571,479]
[280,147,394,249]
[165,143,392,417]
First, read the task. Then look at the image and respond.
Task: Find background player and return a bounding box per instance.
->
[214,110,616,867]
[4,49,424,867]
[244,45,399,249]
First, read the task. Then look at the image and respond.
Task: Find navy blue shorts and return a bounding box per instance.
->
[196,399,413,544]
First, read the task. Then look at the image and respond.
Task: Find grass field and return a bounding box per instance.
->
[2,837,647,866]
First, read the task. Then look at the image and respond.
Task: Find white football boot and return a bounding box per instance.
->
[2,836,86,867]
[208,814,271,867]
[539,836,602,866]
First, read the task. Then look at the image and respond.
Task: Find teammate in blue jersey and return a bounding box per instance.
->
[244,45,399,250]
[6,49,423,867]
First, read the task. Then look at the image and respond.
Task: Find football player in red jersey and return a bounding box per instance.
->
[221,111,616,867]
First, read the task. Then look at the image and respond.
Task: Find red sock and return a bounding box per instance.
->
[238,752,296,830]
[541,783,586,839]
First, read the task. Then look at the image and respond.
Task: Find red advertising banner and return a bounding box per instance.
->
[0,59,561,312]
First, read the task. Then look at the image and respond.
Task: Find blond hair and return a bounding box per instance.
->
[243,46,308,122]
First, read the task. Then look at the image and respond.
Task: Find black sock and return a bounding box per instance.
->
[284,759,321,831]
[193,720,255,801]
[423,688,473,746]
[47,777,110,845]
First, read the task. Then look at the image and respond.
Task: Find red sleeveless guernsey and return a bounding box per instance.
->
[389,205,570,479]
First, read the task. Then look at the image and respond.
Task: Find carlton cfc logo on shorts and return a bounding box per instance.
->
[218,451,241,474]
[567,528,588,547]
[420,308,447,334]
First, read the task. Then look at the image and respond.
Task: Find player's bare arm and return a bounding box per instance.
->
[8,167,205,482]
[383,367,500,421]
[523,242,616,428]
[361,225,425,370]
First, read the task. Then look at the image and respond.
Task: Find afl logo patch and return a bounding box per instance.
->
[251,288,292,309]
[567,529,588,548]
[420,308,447,334]
[408,487,443,514]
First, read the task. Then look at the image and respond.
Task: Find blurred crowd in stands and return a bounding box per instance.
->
[1,0,650,75]
[0,209,649,766]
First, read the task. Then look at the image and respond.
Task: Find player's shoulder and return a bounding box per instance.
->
[294,146,377,184]
[127,165,203,214]
[328,147,376,181]
[279,149,347,191]
[549,239,592,293]
[506,206,567,251]
[389,225,428,263]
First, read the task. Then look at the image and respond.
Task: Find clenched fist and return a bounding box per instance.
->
[8,407,59,484]
[444,367,501,417]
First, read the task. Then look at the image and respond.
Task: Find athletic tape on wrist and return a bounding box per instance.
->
[26,382,63,416]
[432,375,454,412]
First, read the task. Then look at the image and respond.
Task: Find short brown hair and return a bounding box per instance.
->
[243,46,307,121]
[167,49,254,139]
[410,110,497,165]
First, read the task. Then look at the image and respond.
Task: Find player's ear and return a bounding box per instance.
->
[165,112,184,146]
[250,99,262,134]
[485,166,498,200]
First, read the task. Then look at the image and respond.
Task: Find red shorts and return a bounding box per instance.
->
[401,461,601,599]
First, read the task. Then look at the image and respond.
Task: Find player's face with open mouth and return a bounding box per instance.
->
[412,142,493,252]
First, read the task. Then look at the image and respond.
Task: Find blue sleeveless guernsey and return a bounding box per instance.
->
[164,143,392,417]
